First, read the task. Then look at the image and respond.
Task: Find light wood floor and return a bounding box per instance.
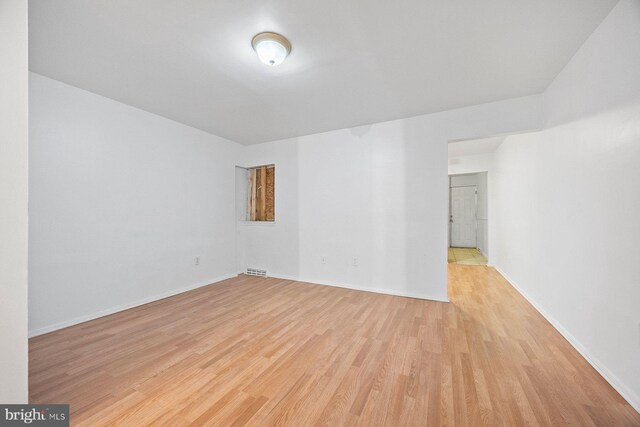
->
[30,266,640,426]
[448,247,488,265]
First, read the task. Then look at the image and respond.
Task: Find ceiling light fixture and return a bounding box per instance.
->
[251,32,291,67]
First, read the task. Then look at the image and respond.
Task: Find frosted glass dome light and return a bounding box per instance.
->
[252,32,291,67]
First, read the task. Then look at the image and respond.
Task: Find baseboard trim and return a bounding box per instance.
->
[268,274,449,303]
[28,273,238,338]
[494,266,640,413]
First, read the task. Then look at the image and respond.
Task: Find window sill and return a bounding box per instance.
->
[237,220,276,227]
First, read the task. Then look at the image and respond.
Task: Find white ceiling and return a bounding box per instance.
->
[29,0,617,145]
[448,136,506,157]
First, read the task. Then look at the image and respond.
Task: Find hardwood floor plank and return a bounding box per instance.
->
[29,266,640,426]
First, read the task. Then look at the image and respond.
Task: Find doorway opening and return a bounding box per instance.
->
[448,172,488,265]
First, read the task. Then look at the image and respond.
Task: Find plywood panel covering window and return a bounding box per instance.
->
[248,165,275,221]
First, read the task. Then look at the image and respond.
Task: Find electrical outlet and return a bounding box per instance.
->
[194,256,200,266]
[352,257,359,267]
[321,255,327,265]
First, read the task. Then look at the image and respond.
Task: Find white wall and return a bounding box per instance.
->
[238,139,301,280]
[238,95,543,301]
[475,173,488,257]
[493,0,640,411]
[448,152,493,176]
[235,166,249,273]
[29,73,242,335]
[235,167,249,222]
[0,0,29,403]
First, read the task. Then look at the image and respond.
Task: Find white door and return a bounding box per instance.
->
[450,186,477,248]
